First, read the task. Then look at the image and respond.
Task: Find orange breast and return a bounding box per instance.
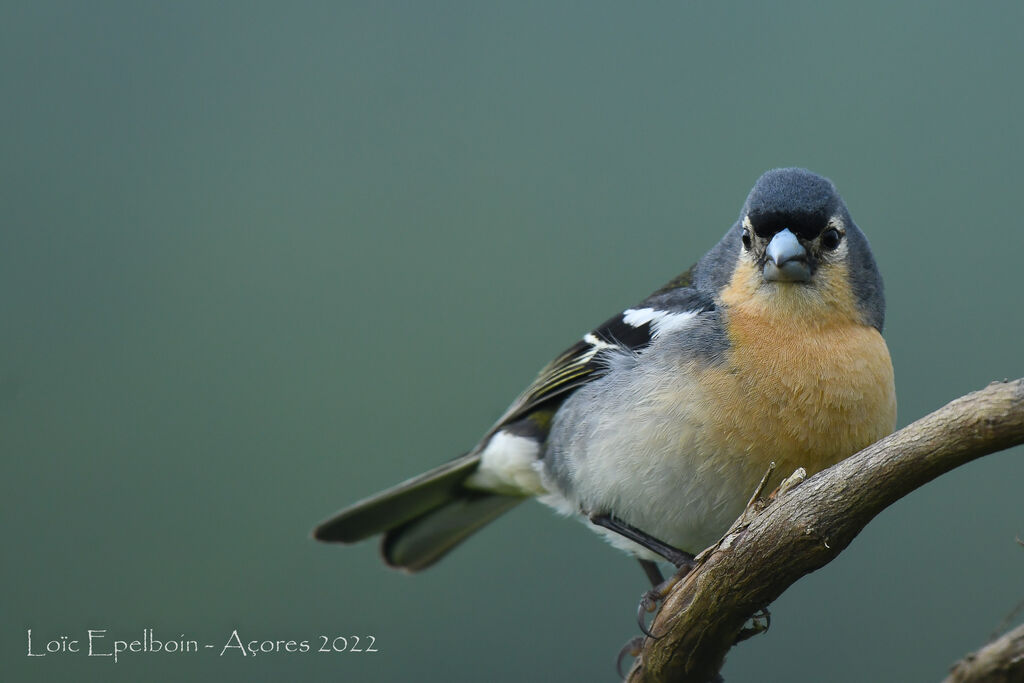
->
[702,259,898,481]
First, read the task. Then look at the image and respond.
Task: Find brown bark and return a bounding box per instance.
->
[944,623,1024,683]
[626,378,1024,683]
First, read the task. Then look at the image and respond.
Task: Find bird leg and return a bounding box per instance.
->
[633,558,680,637]
[589,513,695,569]
[615,560,696,675]
[638,558,664,587]
[590,514,696,639]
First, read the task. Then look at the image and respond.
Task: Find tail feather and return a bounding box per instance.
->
[382,493,524,571]
[313,452,524,570]
[313,453,481,544]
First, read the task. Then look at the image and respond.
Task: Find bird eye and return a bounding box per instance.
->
[741,230,752,250]
[821,228,841,250]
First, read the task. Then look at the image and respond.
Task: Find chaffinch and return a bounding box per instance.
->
[314,168,897,589]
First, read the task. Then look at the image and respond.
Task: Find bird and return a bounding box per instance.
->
[313,168,897,594]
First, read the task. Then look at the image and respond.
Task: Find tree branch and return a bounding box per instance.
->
[943,622,1024,683]
[626,378,1024,683]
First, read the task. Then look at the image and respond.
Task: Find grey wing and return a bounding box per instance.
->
[486,277,716,440]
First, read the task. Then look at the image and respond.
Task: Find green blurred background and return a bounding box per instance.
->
[3,2,1022,681]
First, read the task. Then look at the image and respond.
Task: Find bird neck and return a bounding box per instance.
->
[718,259,864,330]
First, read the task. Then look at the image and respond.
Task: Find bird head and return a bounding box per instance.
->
[719,168,885,330]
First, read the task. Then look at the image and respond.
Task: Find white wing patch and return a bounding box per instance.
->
[465,431,547,496]
[622,308,698,338]
[622,307,661,327]
[583,332,616,350]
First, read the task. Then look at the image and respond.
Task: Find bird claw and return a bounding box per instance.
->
[734,606,771,643]
[634,562,692,639]
[616,636,644,679]
[619,559,699,677]
[636,590,661,638]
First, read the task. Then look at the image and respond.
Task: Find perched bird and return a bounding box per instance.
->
[314,168,897,588]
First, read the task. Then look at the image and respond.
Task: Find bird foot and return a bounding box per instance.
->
[616,636,644,679]
[734,606,771,643]
[636,559,694,638]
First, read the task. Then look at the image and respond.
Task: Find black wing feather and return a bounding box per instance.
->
[488,271,714,434]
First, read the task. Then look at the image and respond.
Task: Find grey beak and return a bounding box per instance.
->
[763,228,811,282]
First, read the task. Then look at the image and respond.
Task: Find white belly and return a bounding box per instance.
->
[540,351,755,559]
